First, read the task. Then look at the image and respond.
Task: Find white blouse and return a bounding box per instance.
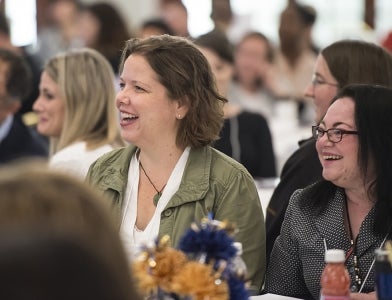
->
[120,147,190,259]
[49,141,114,179]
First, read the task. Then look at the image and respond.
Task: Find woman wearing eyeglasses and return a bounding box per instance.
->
[266,40,392,267]
[265,84,392,300]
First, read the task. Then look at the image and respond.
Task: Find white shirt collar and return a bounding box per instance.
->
[0,115,14,144]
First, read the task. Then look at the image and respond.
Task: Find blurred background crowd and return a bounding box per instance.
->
[3,0,392,175]
[1,0,392,207]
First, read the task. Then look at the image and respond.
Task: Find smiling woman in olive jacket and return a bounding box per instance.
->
[86,34,266,292]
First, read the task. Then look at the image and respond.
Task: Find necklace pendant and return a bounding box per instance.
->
[153,193,161,206]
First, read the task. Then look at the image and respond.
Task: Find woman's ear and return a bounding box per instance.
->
[175,98,189,120]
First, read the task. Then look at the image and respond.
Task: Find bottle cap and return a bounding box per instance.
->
[325,249,345,263]
[233,242,243,255]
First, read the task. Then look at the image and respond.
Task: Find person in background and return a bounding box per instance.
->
[210,0,233,36]
[268,1,318,124]
[229,31,276,119]
[0,49,48,164]
[0,13,42,116]
[33,48,124,178]
[266,84,392,300]
[86,35,265,292]
[210,0,251,44]
[265,40,392,265]
[0,161,140,300]
[77,3,132,74]
[195,29,277,179]
[36,0,83,64]
[159,0,189,37]
[138,18,174,38]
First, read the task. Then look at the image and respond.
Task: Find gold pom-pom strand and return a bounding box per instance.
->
[222,221,238,236]
[157,235,171,249]
[153,247,188,292]
[170,262,228,300]
[191,222,200,232]
[198,217,238,237]
[132,236,189,296]
[132,259,159,296]
[148,257,157,268]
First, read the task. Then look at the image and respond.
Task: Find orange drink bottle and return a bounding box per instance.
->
[320,249,350,300]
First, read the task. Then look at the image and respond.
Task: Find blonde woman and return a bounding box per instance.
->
[33,48,124,178]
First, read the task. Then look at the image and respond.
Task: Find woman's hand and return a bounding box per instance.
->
[350,292,377,300]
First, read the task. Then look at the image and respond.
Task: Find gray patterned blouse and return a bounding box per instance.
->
[265,187,388,300]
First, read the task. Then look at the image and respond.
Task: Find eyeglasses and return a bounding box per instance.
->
[311,74,339,87]
[312,126,358,143]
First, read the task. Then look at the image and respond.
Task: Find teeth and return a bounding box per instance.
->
[120,112,137,120]
[323,155,342,160]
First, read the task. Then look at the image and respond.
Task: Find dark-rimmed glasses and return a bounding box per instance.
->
[312,126,358,143]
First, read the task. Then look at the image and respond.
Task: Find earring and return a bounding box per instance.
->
[177,114,181,119]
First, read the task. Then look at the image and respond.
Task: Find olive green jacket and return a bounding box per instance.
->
[86,145,266,291]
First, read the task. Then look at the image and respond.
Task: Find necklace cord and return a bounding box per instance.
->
[139,162,166,196]
[345,198,391,293]
[345,198,363,290]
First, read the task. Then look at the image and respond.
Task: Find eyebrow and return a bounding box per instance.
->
[320,120,355,128]
[119,77,152,89]
[132,80,152,89]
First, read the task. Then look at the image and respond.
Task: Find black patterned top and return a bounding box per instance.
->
[265,186,388,300]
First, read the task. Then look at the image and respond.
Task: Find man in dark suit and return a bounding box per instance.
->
[0,49,48,163]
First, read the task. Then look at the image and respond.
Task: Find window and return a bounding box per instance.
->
[183,0,392,48]
[5,0,37,46]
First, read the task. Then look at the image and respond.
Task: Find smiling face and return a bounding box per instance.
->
[304,54,339,122]
[316,97,362,188]
[116,54,187,149]
[33,71,65,137]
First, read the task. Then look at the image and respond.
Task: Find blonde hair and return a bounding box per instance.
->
[45,48,124,153]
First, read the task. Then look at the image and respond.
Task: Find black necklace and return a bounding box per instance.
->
[345,198,362,292]
[139,161,166,199]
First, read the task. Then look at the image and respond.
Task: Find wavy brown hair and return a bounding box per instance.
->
[119,35,227,148]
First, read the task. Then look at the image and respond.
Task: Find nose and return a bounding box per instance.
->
[116,89,130,108]
[32,96,43,112]
[304,82,314,99]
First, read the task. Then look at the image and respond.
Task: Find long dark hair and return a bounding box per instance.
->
[301,84,392,235]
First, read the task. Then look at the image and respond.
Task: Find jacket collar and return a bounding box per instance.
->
[165,146,211,208]
[101,145,212,208]
[98,145,136,193]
